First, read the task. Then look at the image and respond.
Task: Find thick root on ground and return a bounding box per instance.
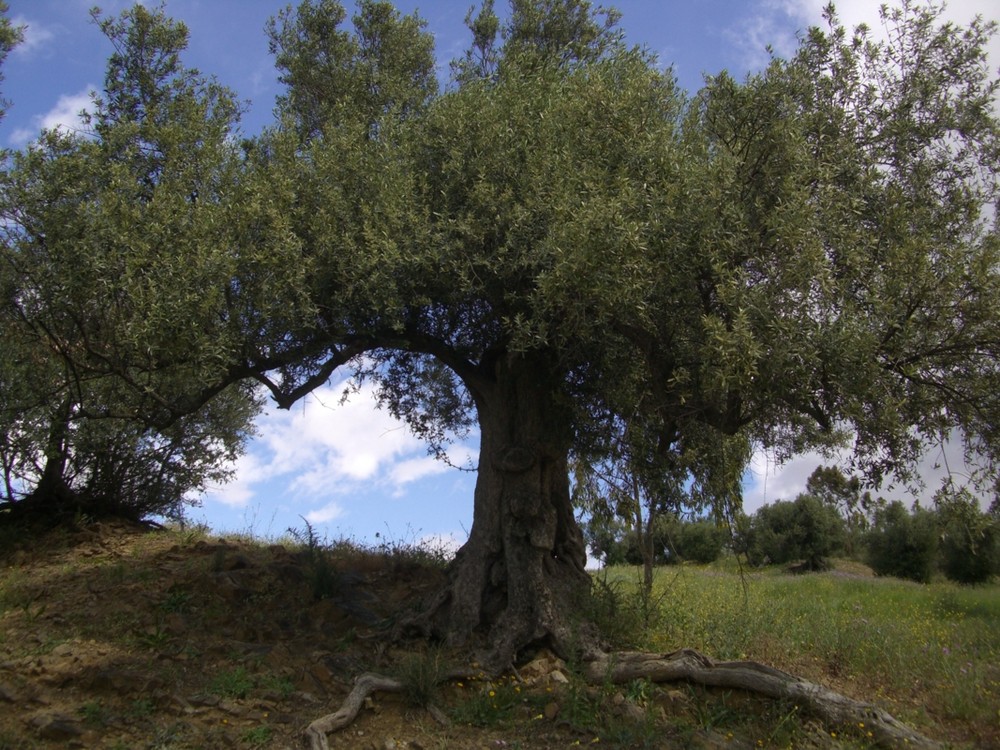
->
[586,649,943,750]
[304,673,403,750]
[305,649,943,750]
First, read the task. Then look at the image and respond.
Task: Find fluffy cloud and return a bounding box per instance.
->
[304,501,345,525]
[200,377,478,519]
[8,87,94,145]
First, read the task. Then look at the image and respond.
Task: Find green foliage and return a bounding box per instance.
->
[0,2,20,119]
[267,0,437,141]
[746,495,845,571]
[866,501,939,583]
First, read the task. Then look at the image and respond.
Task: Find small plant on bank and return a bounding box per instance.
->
[77,700,108,727]
[209,666,254,699]
[588,571,667,650]
[288,518,340,601]
[396,648,448,708]
[258,672,296,701]
[451,675,522,727]
[240,725,273,747]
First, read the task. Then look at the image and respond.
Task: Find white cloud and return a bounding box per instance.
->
[305,501,345,524]
[729,0,1000,76]
[11,15,55,57]
[390,456,449,486]
[8,87,94,146]
[200,450,271,509]
[744,447,847,513]
[724,0,813,71]
[200,377,478,514]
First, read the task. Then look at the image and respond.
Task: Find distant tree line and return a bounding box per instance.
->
[583,465,1000,585]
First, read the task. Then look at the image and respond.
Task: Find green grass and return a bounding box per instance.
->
[597,561,1000,736]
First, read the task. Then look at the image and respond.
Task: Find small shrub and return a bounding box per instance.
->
[588,573,662,649]
[396,649,447,708]
[259,673,295,700]
[451,677,521,727]
[240,725,273,747]
[78,700,107,727]
[288,519,339,601]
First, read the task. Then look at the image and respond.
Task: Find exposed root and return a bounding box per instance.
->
[304,673,403,750]
[587,649,943,750]
[305,648,944,750]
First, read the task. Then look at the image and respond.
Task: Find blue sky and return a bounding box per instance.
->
[1,0,996,547]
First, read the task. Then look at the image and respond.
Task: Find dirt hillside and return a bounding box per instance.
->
[0,520,841,749]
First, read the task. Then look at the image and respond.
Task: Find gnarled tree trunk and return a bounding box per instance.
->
[409,351,594,667]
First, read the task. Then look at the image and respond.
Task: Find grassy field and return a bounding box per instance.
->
[1,522,997,748]
[593,559,1000,747]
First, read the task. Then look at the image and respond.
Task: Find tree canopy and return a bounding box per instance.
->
[1,0,998,667]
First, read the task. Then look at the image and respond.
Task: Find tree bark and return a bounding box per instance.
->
[408,352,595,668]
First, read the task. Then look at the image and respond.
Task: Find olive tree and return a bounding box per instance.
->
[3,3,998,746]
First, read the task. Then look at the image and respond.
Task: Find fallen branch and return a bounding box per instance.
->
[305,649,944,750]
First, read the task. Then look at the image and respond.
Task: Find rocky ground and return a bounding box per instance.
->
[0,520,849,749]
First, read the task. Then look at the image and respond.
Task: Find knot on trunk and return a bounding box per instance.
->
[495,444,536,473]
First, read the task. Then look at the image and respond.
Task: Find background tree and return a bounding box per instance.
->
[745,494,845,570]
[0,5,260,523]
[866,500,939,583]
[935,484,999,584]
[806,465,876,556]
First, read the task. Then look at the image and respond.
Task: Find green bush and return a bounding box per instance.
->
[866,501,938,583]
